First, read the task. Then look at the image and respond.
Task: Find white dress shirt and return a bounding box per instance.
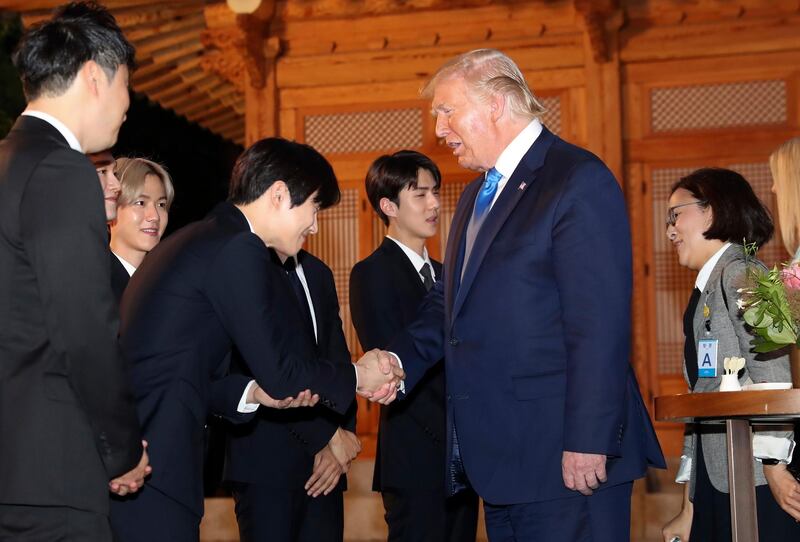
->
[386,236,436,284]
[486,119,543,211]
[112,252,137,277]
[22,110,82,152]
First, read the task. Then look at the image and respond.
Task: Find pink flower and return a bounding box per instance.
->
[781,263,800,290]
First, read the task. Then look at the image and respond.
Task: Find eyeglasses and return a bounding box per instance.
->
[666,200,707,227]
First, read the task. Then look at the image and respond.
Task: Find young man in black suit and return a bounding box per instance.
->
[213,246,359,542]
[350,151,479,541]
[112,137,402,541]
[0,3,148,539]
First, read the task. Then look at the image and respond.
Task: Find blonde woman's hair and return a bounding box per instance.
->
[421,48,545,121]
[770,137,800,255]
[114,157,175,210]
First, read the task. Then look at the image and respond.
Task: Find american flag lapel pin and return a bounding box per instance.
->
[518,181,527,190]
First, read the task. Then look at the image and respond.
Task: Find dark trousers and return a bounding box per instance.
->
[232,482,344,542]
[0,504,112,542]
[382,487,479,542]
[483,481,633,542]
[690,442,800,541]
[109,485,200,542]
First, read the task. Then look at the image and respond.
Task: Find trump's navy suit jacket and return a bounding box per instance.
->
[391,127,665,505]
[118,202,356,516]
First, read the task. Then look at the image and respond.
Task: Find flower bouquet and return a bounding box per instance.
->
[739,243,800,353]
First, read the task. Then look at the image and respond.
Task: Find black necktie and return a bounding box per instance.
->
[283,257,315,339]
[684,287,702,389]
[420,262,434,292]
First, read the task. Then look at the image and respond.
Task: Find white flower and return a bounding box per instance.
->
[736,298,747,310]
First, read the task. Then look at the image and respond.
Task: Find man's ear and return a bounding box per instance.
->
[81,60,102,97]
[489,92,506,123]
[269,180,288,208]
[379,197,398,219]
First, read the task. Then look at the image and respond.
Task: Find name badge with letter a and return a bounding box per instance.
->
[697,339,718,378]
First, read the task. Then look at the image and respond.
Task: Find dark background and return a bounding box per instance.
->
[0,13,243,234]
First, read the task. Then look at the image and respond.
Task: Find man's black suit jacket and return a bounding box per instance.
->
[350,238,446,491]
[110,252,130,304]
[0,116,142,514]
[117,202,356,517]
[214,249,357,490]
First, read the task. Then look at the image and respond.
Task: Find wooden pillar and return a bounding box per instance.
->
[244,37,280,145]
[576,1,623,182]
[201,1,280,145]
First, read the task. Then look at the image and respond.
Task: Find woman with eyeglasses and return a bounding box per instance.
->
[661,168,798,542]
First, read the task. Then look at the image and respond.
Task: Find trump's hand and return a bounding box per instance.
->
[562,451,607,496]
[355,349,404,404]
[109,440,152,496]
[251,383,319,409]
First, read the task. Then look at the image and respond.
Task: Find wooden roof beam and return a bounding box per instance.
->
[207,114,243,134]
[150,73,219,104]
[124,12,205,41]
[187,103,235,125]
[132,55,202,87]
[134,25,206,57]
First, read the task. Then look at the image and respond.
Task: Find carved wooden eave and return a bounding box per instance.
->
[574,0,620,63]
[8,0,247,145]
[4,0,799,147]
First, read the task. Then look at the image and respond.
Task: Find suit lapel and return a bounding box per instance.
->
[381,238,427,297]
[691,245,741,391]
[299,252,323,345]
[444,180,480,325]
[452,128,556,320]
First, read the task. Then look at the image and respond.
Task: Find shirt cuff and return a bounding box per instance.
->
[754,435,795,464]
[237,380,260,413]
[675,455,692,483]
[388,352,405,394]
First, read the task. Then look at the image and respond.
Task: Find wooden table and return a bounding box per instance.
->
[655,390,800,542]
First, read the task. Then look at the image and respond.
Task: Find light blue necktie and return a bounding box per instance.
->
[472,167,502,223]
[462,167,502,277]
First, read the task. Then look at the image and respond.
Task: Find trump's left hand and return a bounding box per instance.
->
[562,451,607,496]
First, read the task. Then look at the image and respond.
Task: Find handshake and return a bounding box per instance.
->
[355,349,405,405]
[249,348,404,409]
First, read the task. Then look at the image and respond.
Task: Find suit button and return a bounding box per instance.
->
[449,337,459,346]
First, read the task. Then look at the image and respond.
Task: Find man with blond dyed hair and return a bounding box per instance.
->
[388,49,665,541]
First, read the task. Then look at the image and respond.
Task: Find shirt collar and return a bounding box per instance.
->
[493,119,543,180]
[22,110,82,152]
[386,236,435,281]
[695,242,732,291]
[243,215,255,234]
[113,252,137,277]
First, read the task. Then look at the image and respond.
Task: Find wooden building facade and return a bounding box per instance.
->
[4,0,800,456]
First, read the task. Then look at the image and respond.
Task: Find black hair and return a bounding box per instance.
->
[228,137,340,209]
[365,150,441,226]
[12,1,135,101]
[671,167,774,247]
